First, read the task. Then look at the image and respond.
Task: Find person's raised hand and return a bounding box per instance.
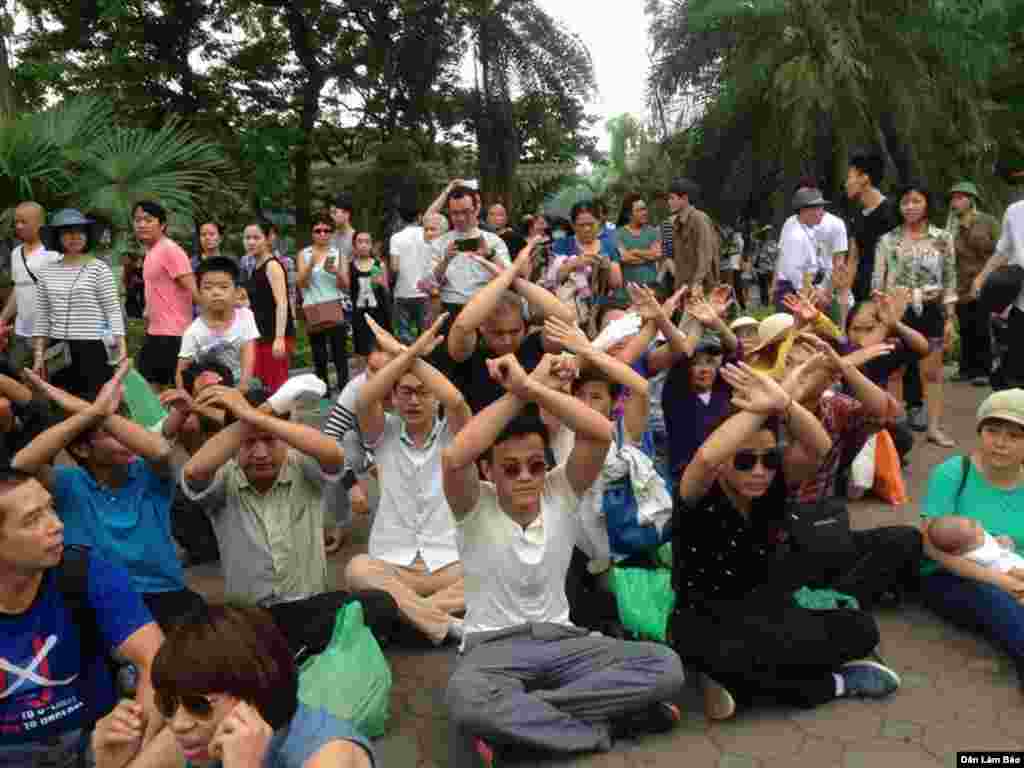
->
[159,388,194,414]
[627,283,662,323]
[92,699,146,768]
[721,362,791,415]
[364,315,406,356]
[409,313,448,357]
[783,293,818,326]
[709,284,734,317]
[689,297,718,326]
[93,360,130,417]
[846,342,894,368]
[662,284,688,319]
[528,353,562,389]
[195,385,252,419]
[209,701,274,768]
[544,316,590,355]
[551,352,580,384]
[486,353,530,397]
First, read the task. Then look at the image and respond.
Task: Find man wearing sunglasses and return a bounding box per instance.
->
[0,466,163,767]
[344,315,472,645]
[442,352,685,767]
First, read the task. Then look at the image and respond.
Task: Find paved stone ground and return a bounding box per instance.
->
[186,378,1022,767]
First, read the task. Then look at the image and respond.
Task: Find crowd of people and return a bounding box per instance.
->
[2,149,1024,768]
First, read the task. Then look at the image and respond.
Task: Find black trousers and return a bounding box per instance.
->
[565,547,623,635]
[267,589,399,656]
[998,307,1024,390]
[830,526,923,609]
[308,323,349,392]
[956,299,992,378]
[671,595,878,709]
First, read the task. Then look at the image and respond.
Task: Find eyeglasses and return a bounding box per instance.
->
[395,386,429,401]
[155,691,216,720]
[313,227,332,234]
[732,449,783,472]
[499,458,548,480]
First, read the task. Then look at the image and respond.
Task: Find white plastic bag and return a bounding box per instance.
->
[849,433,877,500]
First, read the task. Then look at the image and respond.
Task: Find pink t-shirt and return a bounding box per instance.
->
[143,237,193,336]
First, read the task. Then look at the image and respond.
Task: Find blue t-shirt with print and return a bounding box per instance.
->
[54,461,185,595]
[0,552,153,745]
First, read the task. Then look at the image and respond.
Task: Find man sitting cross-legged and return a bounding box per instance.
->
[442,352,685,767]
[345,314,472,644]
[180,385,397,654]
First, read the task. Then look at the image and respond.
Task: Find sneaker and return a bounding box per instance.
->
[611,701,681,738]
[702,674,736,720]
[907,405,928,432]
[474,737,496,768]
[839,659,901,698]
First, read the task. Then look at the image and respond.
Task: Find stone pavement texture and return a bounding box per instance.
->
[186,379,1021,767]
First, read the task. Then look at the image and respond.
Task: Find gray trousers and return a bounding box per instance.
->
[446,623,685,767]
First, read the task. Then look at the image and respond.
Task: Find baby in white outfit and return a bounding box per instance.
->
[926,515,1024,573]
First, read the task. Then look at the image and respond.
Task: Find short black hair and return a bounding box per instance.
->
[572,369,623,402]
[198,221,221,235]
[133,200,167,225]
[447,185,476,206]
[848,152,885,186]
[0,466,37,530]
[668,178,700,199]
[181,360,236,396]
[485,403,549,463]
[895,181,932,223]
[570,200,599,223]
[334,194,354,214]
[196,256,240,287]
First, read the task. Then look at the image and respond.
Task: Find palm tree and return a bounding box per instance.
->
[463,0,596,209]
[0,95,238,256]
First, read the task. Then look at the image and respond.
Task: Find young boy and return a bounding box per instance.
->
[177,256,259,393]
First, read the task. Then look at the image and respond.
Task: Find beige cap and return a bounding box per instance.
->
[977,388,1024,430]
[730,316,759,332]
[751,313,795,354]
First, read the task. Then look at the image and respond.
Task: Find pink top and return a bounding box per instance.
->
[143,237,193,336]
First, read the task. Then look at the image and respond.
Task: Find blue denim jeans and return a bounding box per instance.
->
[922,570,1024,682]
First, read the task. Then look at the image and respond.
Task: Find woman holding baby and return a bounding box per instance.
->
[921,388,1024,683]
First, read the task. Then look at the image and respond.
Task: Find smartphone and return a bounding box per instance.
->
[457,237,481,252]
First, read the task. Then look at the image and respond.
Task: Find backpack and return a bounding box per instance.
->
[55,545,105,730]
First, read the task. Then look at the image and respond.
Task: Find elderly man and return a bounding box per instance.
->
[180,386,397,652]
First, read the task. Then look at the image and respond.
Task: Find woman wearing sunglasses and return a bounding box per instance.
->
[92,604,373,768]
[670,362,902,721]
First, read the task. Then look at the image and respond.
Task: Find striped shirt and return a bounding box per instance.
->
[34,259,125,341]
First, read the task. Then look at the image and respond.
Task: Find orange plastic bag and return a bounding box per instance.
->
[872,429,908,505]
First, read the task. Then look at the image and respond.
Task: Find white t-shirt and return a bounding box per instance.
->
[457,464,581,635]
[366,413,459,572]
[776,215,819,289]
[996,200,1024,311]
[814,212,849,278]
[430,229,511,305]
[389,226,431,300]
[10,244,61,338]
[178,308,260,383]
[965,531,1024,574]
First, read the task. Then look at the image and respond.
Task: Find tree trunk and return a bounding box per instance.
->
[0,4,16,115]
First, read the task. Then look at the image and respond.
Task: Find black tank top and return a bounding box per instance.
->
[248,257,295,341]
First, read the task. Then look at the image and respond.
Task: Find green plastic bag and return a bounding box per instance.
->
[607,565,676,643]
[298,602,392,738]
[121,369,167,428]
[792,587,860,611]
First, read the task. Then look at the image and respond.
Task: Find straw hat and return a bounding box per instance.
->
[750,313,795,354]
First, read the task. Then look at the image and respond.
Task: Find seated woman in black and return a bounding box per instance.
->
[670,361,903,721]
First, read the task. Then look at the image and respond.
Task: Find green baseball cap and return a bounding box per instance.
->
[949,181,980,199]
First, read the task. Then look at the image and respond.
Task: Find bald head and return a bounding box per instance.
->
[14,202,45,244]
[927,515,984,556]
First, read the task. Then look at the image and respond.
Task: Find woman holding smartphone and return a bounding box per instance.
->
[296,211,349,395]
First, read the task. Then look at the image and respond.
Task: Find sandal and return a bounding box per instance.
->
[926,430,956,448]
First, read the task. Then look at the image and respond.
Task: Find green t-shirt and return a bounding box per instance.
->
[613,225,661,301]
[920,455,1024,576]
